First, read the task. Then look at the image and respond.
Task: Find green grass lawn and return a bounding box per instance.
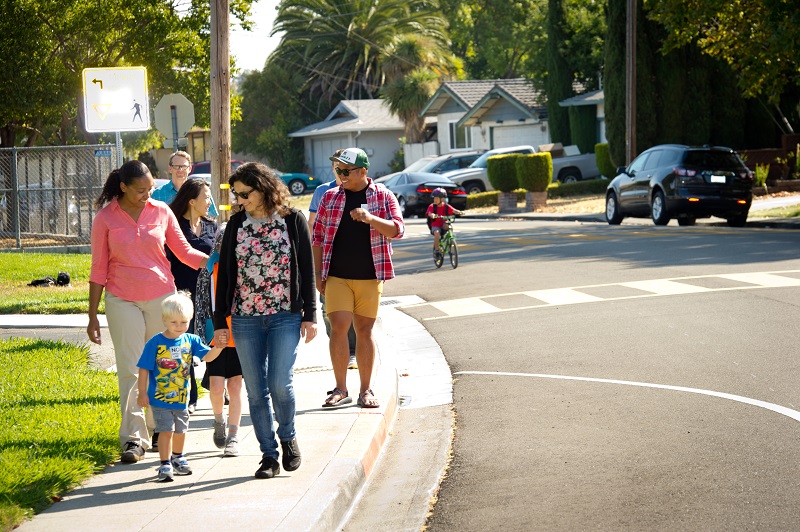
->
[0,253,96,315]
[0,337,119,531]
[752,204,800,218]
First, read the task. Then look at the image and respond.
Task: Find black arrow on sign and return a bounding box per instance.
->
[92,78,103,90]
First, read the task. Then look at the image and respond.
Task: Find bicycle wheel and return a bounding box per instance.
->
[434,245,444,268]
[449,240,458,268]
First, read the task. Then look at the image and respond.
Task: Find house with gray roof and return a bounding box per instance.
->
[288,99,406,181]
[413,79,605,165]
[418,79,551,158]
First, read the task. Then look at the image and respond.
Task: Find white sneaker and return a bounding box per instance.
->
[156,463,174,482]
[170,455,192,475]
[224,434,240,457]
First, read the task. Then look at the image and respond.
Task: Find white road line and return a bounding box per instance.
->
[403,270,800,320]
[429,297,500,317]
[718,272,800,287]
[523,288,603,305]
[454,371,800,423]
[619,279,711,295]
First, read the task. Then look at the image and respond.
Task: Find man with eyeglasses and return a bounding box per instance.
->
[152,151,219,217]
[312,148,404,409]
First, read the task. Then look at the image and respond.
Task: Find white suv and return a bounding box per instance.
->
[441,145,535,195]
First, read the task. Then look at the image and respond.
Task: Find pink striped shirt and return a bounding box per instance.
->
[90,198,206,301]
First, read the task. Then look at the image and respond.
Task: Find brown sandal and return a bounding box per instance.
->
[323,388,352,407]
[357,389,379,409]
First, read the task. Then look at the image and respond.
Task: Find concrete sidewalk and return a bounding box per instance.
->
[7,299,430,532]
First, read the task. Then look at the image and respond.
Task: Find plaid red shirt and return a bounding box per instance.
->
[312,178,404,281]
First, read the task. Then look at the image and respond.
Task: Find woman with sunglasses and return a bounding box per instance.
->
[212,162,317,479]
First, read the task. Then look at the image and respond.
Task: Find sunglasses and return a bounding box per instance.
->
[335,167,360,177]
[232,188,254,200]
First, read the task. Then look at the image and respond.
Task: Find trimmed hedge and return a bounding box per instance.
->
[517,153,552,192]
[487,154,523,192]
[595,143,616,177]
[465,178,608,208]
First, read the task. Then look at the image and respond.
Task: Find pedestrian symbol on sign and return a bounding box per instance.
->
[131,100,143,122]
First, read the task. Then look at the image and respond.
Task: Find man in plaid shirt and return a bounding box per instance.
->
[312,148,404,409]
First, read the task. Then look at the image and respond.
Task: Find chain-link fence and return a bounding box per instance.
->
[0,144,118,251]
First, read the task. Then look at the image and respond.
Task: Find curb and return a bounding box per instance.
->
[279,317,401,531]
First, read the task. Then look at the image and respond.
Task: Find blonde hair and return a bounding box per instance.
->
[169,150,192,166]
[162,291,194,320]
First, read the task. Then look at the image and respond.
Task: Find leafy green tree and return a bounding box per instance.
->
[441,0,544,80]
[544,0,574,145]
[0,0,254,148]
[232,63,311,172]
[646,0,800,109]
[272,0,452,105]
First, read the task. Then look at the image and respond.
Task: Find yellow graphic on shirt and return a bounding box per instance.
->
[153,343,192,405]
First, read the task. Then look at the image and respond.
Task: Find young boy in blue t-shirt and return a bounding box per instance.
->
[137,292,227,482]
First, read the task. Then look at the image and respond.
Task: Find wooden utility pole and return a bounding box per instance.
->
[625,0,637,165]
[210,0,231,219]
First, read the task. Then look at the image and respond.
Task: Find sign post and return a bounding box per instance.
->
[82,67,150,167]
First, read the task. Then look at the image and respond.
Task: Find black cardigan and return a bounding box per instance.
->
[213,208,317,329]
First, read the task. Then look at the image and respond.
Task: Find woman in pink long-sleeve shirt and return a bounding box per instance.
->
[87,160,208,464]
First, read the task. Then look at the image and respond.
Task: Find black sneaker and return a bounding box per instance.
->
[255,457,280,479]
[120,441,145,463]
[281,438,301,472]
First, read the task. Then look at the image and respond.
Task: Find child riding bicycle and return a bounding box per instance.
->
[426,188,463,259]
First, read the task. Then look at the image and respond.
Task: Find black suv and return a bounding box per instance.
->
[605,145,754,227]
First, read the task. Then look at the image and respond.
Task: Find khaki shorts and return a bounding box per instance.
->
[325,276,383,318]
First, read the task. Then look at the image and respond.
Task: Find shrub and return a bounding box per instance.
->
[595,143,616,177]
[517,153,552,192]
[487,154,522,192]
[466,189,526,209]
[754,164,769,187]
[546,178,609,198]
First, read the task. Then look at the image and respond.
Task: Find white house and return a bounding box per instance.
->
[288,99,405,181]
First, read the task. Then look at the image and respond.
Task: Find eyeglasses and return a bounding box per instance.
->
[171,164,191,170]
[232,188,254,200]
[335,167,360,177]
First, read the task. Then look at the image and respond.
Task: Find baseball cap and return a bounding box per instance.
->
[329,148,370,169]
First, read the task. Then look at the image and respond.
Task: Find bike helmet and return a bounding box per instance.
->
[431,187,448,198]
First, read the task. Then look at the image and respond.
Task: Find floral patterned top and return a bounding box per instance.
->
[232,212,292,316]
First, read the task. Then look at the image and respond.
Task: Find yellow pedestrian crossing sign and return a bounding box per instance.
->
[82,67,150,132]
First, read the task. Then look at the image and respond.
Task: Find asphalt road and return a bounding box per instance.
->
[381,217,800,531]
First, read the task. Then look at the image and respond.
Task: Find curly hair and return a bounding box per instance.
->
[229,162,291,217]
[169,177,211,219]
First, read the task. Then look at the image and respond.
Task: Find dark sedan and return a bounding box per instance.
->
[605,144,753,227]
[375,172,467,217]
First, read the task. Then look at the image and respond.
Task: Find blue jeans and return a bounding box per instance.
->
[231,312,302,460]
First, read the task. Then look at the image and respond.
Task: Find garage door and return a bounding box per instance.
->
[491,125,548,150]
[312,137,348,182]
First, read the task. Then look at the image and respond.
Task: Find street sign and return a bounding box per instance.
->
[154,93,195,141]
[82,67,149,132]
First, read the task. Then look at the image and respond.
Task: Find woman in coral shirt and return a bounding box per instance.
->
[87,160,208,464]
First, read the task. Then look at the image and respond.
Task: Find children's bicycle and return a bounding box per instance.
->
[431,214,458,269]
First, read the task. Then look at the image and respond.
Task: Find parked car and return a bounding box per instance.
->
[374,172,467,217]
[403,150,485,174]
[441,145,536,195]
[604,144,754,227]
[274,170,320,195]
[190,160,243,175]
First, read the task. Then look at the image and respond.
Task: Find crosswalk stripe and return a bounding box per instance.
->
[429,297,500,317]
[717,272,800,287]
[619,279,711,295]
[523,288,603,305]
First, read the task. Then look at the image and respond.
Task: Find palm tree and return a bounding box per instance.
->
[271,0,454,105]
